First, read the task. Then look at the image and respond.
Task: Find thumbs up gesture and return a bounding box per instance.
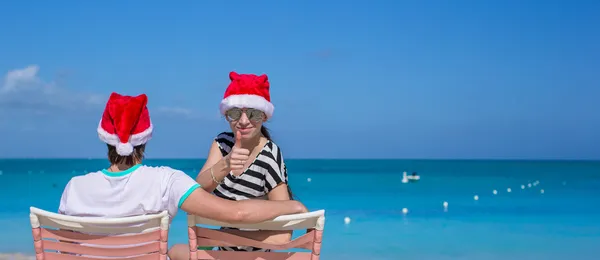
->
[227,131,251,176]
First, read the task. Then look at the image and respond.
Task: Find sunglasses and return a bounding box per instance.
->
[225,108,265,122]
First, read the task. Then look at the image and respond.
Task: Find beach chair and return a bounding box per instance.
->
[187,209,325,260]
[29,207,170,260]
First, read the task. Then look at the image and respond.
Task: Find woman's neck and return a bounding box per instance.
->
[241,134,264,151]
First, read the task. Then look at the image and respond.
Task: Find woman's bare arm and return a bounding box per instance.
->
[180,184,307,224]
[195,141,229,193]
[221,184,294,244]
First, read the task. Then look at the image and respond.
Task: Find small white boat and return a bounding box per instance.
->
[402,171,420,183]
[407,175,420,181]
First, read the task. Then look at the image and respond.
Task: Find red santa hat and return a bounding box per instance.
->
[219,71,274,118]
[97,92,153,156]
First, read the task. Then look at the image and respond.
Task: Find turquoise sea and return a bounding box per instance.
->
[0,159,599,259]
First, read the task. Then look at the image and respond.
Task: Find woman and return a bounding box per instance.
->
[196,71,294,252]
[57,92,307,250]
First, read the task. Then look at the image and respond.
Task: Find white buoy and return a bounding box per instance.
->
[507,188,512,193]
[402,208,408,214]
[493,189,497,195]
[443,201,448,208]
[540,189,544,194]
[307,178,312,182]
[528,183,532,188]
[521,185,525,189]
[474,195,479,201]
[344,217,351,224]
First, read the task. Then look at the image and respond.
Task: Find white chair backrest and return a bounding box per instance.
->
[30,207,170,233]
[29,207,170,260]
[188,209,325,231]
[188,210,326,260]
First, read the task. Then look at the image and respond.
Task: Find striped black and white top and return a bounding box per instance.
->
[213,132,289,252]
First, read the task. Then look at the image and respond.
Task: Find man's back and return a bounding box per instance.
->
[58,164,200,220]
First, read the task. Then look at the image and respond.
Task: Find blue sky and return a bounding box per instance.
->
[0,0,598,159]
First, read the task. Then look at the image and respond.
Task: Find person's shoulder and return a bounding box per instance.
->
[215,131,234,140]
[72,170,103,181]
[65,170,103,189]
[265,139,284,154]
[138,165,185,176]
[214,132,235,149]
[138,165,195,184]
[263,140,286,165]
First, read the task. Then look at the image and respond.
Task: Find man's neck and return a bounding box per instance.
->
[109,161,141,172]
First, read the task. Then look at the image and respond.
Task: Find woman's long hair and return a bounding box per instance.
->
[260,126,272,140]
[260,125,296,200]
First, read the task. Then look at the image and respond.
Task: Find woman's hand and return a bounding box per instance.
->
[225,131,250,176]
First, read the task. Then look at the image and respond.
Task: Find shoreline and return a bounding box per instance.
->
[0,253,34,260]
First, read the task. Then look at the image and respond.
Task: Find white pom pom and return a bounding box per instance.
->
[116,142,134,156]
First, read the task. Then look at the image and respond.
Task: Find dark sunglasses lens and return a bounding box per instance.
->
[247,109,264,121]
[226,109,242,121]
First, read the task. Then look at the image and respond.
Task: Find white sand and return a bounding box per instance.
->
[0,253,35,260]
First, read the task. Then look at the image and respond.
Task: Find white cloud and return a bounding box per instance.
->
[0,65,207,120]
[1,65,44,93]
[155,106,221,121]
[156,106,193,116]
[0,65,102,114]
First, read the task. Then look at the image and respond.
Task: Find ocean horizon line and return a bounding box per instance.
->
[0,157,598,162]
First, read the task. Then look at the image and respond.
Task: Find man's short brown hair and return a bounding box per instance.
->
[107,144,146,165]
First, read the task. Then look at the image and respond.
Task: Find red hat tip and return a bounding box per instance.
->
[229,71,240,81]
